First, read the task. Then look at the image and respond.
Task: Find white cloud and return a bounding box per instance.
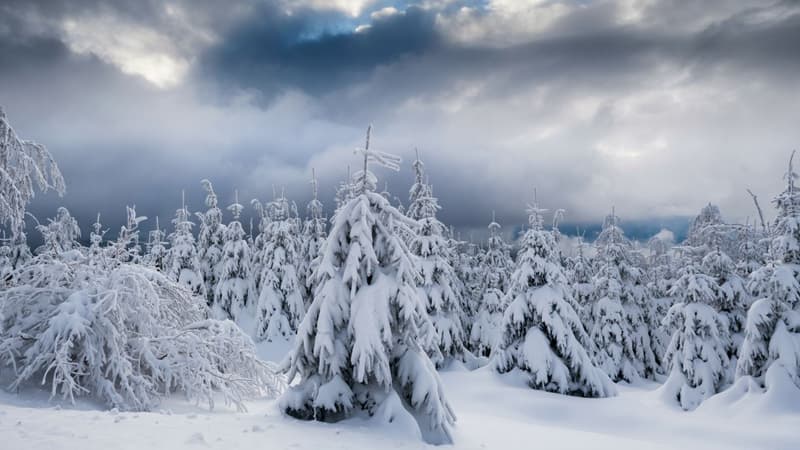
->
[436,1,572,47]
[287,0,377,17]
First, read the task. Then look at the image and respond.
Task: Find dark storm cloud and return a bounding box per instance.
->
[199,4,441,102]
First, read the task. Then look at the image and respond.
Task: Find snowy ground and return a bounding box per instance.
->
[1,341,798,450]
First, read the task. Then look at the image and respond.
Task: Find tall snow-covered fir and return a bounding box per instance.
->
[165,193,205,298]
[589,210,660,381]
[213,190,251,320]
[407,152,467,368]
[469,214,513,357]
[737,152,800,395]
[298,169,327,308]
[197,179,227,307]
[660,263,730,410]
[254,190,305,341]
[281,127,455,444]
[494,197,615,398]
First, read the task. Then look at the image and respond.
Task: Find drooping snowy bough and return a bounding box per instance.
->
[0,254,283,411]
[281,127,456,445]
[494,200,616,398]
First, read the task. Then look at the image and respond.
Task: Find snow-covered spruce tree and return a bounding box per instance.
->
[469,214,513,357]
[737,222,767,278]
[569,236,594,324]
[591,210,660,380]
[590,256,639,382]
[495,200,615,397]
[196,179,227,306]
[254,190,304,341]
[0,247,283,411]
[406,155,466,368]
[166,193,205,298]
[143,216,167,272]
[0,234,12,285]
[109,206,147,265]
[702,247,749,366]
[686,203,724,250]
[35,206,81,257]
[298,169,327,308]
[87,213,109,270]
[249,198,269,296]
[737,152,800,393]
[333,165,354,213]
[0,107,65,233]
[6,224,32,271]
[214,190,251,320]
[281,127,455,445]
[659,264,729,410]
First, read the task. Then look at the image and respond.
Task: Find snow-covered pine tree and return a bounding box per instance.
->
[143,216,167,272]
[166,192,205,298]
[254,189,304,341]
[298,169,327,308]
[0,107,65,233]
[249,198,269,296]
[88,214,106,266]
[590,254,639,382]
[737,221,766,278]
[660,263,729,410]
[333,165,354,213]
[406,153,466,368]
[494,198,615,397]
[110,206,147,264]
[0,232,12,285]
[469,214,513,357]
[214,190,251,320]
[702,246,749,367]
[281,126,455,444]
[449,239,481,349]
[35,206,81,257]
[569,235,594,324]
[737,152,800,394]
[591,209,660,380]
[196,179,227,306]
[686,203,724,250]
[6,224,32,271]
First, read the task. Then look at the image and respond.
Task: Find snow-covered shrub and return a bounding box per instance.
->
[281,128,455,444]
[494,202,616,398]
[0,255,282,411]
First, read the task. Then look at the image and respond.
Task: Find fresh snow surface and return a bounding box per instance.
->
[1,341,798,450]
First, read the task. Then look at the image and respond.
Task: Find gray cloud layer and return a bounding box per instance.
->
[1,0,799,242]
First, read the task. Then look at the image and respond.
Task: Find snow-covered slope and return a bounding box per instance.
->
[1,341,797,450]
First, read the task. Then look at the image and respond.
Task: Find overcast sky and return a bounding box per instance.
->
[1,0,799,241]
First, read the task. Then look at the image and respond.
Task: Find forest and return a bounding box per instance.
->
[1,108,798,448]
